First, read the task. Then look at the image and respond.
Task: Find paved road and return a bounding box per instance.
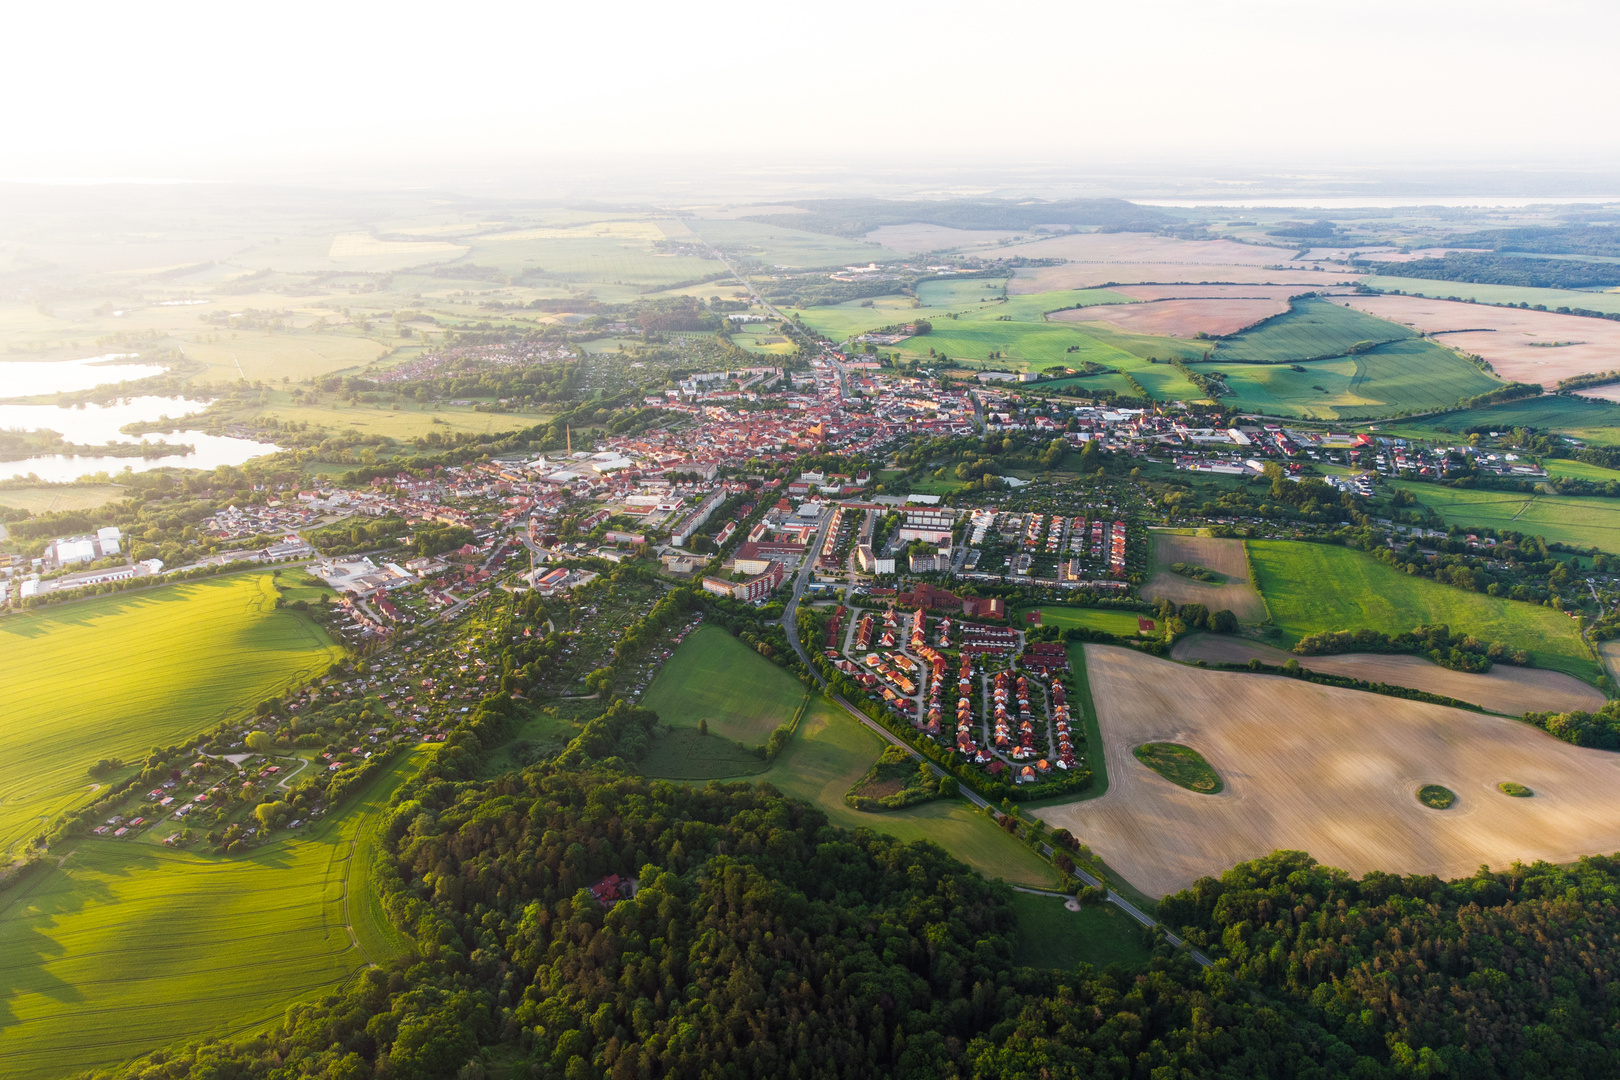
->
[779,541,1209,965]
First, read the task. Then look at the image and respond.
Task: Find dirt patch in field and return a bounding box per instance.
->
[1340,294,1620,385]
[1051,297,1290,337]
[1170,634,1603,716]
[1037,646,1620,897]
[1006,233,1362,293]
[862,223,1028,255]
[1141,533,1266,621]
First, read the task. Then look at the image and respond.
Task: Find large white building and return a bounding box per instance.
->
[44,526,122,569]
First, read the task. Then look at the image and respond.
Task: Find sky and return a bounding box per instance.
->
[7,0,1619,191]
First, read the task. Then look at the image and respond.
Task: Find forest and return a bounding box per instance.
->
[84,677,1620,1080]
[1363,252,1620,290]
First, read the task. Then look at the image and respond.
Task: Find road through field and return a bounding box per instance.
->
[1038,646,1620,898]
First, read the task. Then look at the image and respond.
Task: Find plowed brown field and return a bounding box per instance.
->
[1051,297,1290,337]
[1340,294,1620,385]
[1141,533,1266,621]
[1170,634,1603,716]
[1037,646,1620,897]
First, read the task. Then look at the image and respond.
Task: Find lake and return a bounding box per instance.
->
[0,396,282,482]
[0,355,171,397]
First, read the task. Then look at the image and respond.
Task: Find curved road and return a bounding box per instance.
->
[781,517,1208,964]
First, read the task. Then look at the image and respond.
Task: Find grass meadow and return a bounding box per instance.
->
[1389,481,1620,553]
[0,749,424,1080]
[0,573,343,855]
[1247,540,1598,680]
[1017,605,1146,636]
[180,329,388,385]
[638,625,808,745]
[1007,890,1152,971]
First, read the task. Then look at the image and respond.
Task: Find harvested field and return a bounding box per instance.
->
[1037,646,1620,897]
[1169,634,1604,716]
[1340,293,1620,385]
[1050,297,1290,337]
[1141,533,1265,621]
[862,224,1027,254]
[1575,382,1620,403]
[1006,233,1361,293]
[1111,284,1313,302]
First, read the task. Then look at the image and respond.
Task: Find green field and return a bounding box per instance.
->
[720,699,1063,889]
[1018,605,1147,636]
[1431,395,1620,445]
[1217,337,1502,419]
[1213,297,1416,364]
[1545,459,1620,482]
[0,485,127,513]
[1389,480,1620,552]
[1365,276,1620,316]
[0,574,344,855]
[1133,743,1223,794]
[0,748,423,1080]
[1008,890,1151,971]
[1248,540,1597,680]
[639,625,807,744]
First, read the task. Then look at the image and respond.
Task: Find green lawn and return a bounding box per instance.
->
[640,727,771,781]
[1389,480,1620,553]
[720,700,1063,889]
[639,624,808,744]
[1248,540,1598,680]
[0,574,344,856]
[0,748,422,1080]
[1018,605,1146,636]
[1008,891,1151,971]
[1364,276,1620,316]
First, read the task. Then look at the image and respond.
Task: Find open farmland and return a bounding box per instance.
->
[861,224,1028,254]
[1004,233,1360,292]
[1341,292,1620,385]
[1212,297,1414,363]
[1216,337,1502,419]
[179,328,389,384]
[1247,540,1598,680]
[0,573,343,855]
[0,484,127,513]
[1141,532,1266,621]
[1362,275,1620,317]
[0,750,422,1080]
[686,218,903,268]
[1388,481,1620,553]
[1170,633,1603,715]
[1052,296,1290,338]
[638,625,807,745]
[1037,646,1620,898]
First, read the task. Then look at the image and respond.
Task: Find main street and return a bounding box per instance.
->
[780,507,1208,965]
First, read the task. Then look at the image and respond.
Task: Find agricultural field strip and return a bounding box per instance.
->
[0,575,342,855]
[1039,646,1620,897]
